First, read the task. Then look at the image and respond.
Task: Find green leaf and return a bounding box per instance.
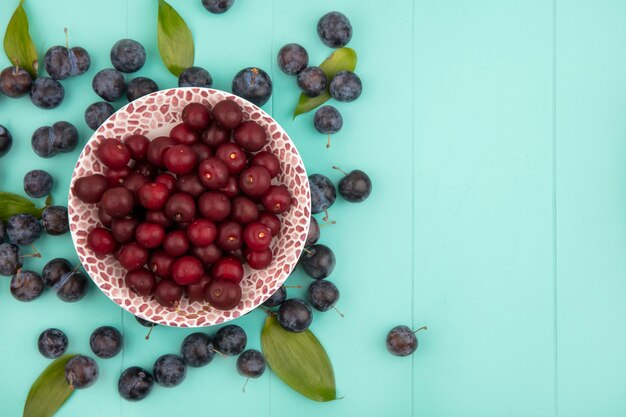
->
[0,192,46,221]
[24,354,76,417]
[157,0,194,77]
[293,47,357,118]
[3,0,38,79]
[261,316,337,402]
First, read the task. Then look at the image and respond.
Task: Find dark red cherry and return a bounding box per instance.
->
[244,247,273,269]
[182,103,212,131]
[257,211,281,236]
[238,165,271,197]
[118,242,149,271]
[233,121,267,152]
[187,219,217,247]
[145,210,174,229]
[230,196,259,224]
[176,173,206,198]
[88,227,118,254]
[218,176,240,198]
[105,166,132,186]
[170,123,199,145]
[98,205,114,228]
[137,182,170,210]
[111,218,139,243]
[73,174,109,204]
[164,144,197,175]
[226,248,246,265]
[162,230,190,257]
[198,191,231,222]
[186,274,211,302]
[165,192,196,222]
[243,222,272,251]
[216,221,243,251]
[171,255,204,286]
[96,138,131,170]
[261,186,292,214]
[124,134,150,160]
[212,99,243,129]
[155,173,176,192]
[191,243,222,266]
[147,136,175,168]
[125,268,157,296]
[205,279,242,310]
[135,222,165,249]
[191,143,212,161]
[215,143,246,175]
[198,157,229,189]
[211,256,244,283]
[132,160,158,179]
[101,187,135,218]
[200,124,229,148]
[155,280,183,308]
[250,151,280,178]
[122,173,151,196]
[149,250,175,279]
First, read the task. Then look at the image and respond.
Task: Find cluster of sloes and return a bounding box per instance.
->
[277,12,363,146]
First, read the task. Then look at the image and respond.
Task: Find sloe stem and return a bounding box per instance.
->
[332,166,348,176]
[333,306,345,318]
[413,326,427,334]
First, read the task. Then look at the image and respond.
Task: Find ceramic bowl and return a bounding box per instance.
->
[68,88,310,327]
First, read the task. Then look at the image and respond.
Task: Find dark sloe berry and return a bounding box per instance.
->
[263,285,286,308]
[180,332,215,367]
[31,127,56,158]
[30,77,65,109]
[38,328,68,359]
[297,67,326,98]
[335,167,372,202]
[127,77,158,101]
[42,206,69,235]
[85,102,115,130]
[329,71,362,102]
[237,349,266,378]
[0,66,32,97]
[111,39,146,73]
[278,299,313,332]
[23,169,53,198]
[178,66,213,88]
[10,270,44,302]
[277,43,308,75]
[202,0,235,14]
[317,11,353,48]
[314,106,343,135]
[386,325,426,357]
[232,67,272,106]
[0,125,13,158]
[6,214,42,246]
[153,354,186,387]
[51,121,79,153]
[65,355,99,389]
[0,243,22,276]
[299,244,336,279]
[90,326,123,358]
[55,271,89,302]
[309,174,336,214]
[118,366,154,401]
[307,280,339,312]
[42,258,72,288]
[214,325,247,356]
[92,68,126,101]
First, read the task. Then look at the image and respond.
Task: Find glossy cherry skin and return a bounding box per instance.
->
[230,196,259,224]
[98,205,114,228]
[205,279,242,310]
[198,191,231,222]
[233,121,267,152]
[171,256,204,286]
[132,160,158,179]
[170,123,199,145]
[164,193,196,222]
[147,136,175,168]
[101,187,135,218]
[124,134,150,160]
[163,144,197,175]
[122,173,150,197]
[186,219,217,247]
[105,166,132,187]
[261,186,292,214]
[216,221,243,251]
[244,247,273,269]
[243,222,273,251]
[200,124,230,148]
[198,157,229,189]
[135,223,165,249]
[176,173,206,198]
[211,256,244,283]
[125,268,157,296]
[250,151,280,178]
[215,143,246,175]
[145,210,174,229]
[239,166,271,198]
[73,174,109,204]
[137,182,170,210]
[186,274,211,302]
[96,138,131,170]
[212,99,243,129]
[155,173,177,192]
[191,143,212,161]
[182,103,212,131]
[149,250,175,279]
[218,176,240,198]
[257,211,281,236]
[191,243,222,266]
[155,280,183,308]
[111,218,139,243]
[88,227,118,254]
[162,230,190,257]
[118,243,149,271]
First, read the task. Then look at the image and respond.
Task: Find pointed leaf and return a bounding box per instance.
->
[0,192,46,221]
[3,0,38,79]
[293,47,357,118]
[261,315,336,402]
[157,0,194,77]
[24,354,76,417]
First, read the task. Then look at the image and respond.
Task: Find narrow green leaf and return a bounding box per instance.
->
[293,47,357,118]
[24,354,76,417]
[0,191,46,221]
[261,316,337,402]
[157,0,194,77]
[3,0,38,79]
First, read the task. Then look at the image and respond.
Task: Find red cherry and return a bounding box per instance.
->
[122,172,151,196]
[186,218,217,247]
[155,173,177,192]
[124,134,150,160]
[198,157,229,189]
[155,280,184,307]
[147,136,175,168]
[176,173,206,198]
[238,165,271,197]
[182,103,212,131]
[111,218,139,243]
[98,205,113,228]
[87,227,118,254]
[171,256,204,285]
[250,151,280,178]
[170,123,199,145]
[118,242,149,271]
[104,166,132,186]
[218,176,240,198]
[149,250,175,279]
[164,192,196,222]
[135,222,165,249]
[96,138,131,170]
[261,185,292,214]
[211,256,244,283]
[231,196,259,224]
[233,121,267,152]
[212,99,243,129]
[205,279,242,310]
[137,182,170,210]
[73,174,109,204]
[101,187,135,218]
[200,124,230,148]
[243,222,273,251]
[257,211,281,236]
[132,160,158,179]
[198,191,231,222]
[145,210,174,229]
[244,247,273,270]
[186,274,212,302]
[191,243,222,266]
[191,143,212,161]
[164,144,197,175]
[125,268,157,296]
[216,221,243,251]
[215,143,246,175]
[162,230,190,257]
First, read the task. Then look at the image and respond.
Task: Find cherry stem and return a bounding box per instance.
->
[332,166,348,176]
[283,285,302,289]
[322,208,330,222]
[21,245,41,258]
[326,134,331,149]
[319,220,336,229]
[302,247,313,255]
[212,348,227,358]
[242,377,249,393]
[333,306,345,318]
[64,28,69,49]
[413,326,428,334]
[144,324,155,340]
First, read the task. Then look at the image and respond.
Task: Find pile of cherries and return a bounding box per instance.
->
[72,99,292,310]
